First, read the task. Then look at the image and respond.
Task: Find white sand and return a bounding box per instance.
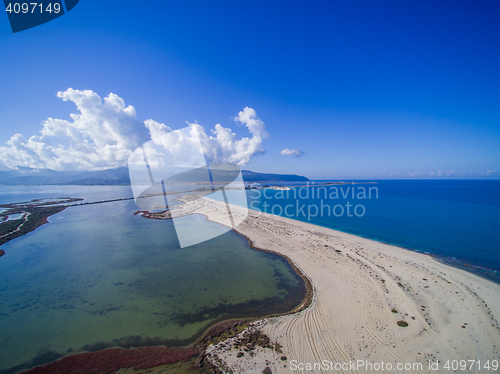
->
[172,194,500,374]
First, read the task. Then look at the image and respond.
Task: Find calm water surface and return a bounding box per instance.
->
[0,187,304,374]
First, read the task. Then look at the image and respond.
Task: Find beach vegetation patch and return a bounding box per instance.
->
[397,320,409,327]
[391,308,398,313]
[234,331,271,351]
[273,342,283,353]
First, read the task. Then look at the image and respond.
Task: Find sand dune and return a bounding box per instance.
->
[174,194,500,374]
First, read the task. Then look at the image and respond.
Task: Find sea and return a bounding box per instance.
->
[0,180,499,373]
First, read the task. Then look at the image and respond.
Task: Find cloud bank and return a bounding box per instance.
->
[0,89,268,170]
[280,148,304,157]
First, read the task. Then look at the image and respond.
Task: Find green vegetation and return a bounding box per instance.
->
[209,323,249,344]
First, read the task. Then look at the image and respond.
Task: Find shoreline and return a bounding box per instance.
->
[284,222,500,286]
[218,197,500,285]
[0,197,83,252]
[232,229,314,315]
[174,194,500,373]
[294,224,500,285]
[179,194,500,286]
[200,184,500,284]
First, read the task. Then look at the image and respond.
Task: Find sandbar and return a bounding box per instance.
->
[173,193,500,373]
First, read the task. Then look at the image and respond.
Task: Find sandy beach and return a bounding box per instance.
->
[169,193,500,373]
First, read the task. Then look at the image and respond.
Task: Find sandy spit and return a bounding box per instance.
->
[172,194,500,374]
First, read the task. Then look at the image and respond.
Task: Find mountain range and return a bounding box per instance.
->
[0,167,309,185]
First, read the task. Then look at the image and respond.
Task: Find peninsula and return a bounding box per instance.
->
[165,193,500,373]
[0,198,82,248]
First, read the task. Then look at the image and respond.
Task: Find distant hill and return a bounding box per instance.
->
[0,167,131,186]
[0,166,308,185]
[165,166,309,184]
[241,170,308,182]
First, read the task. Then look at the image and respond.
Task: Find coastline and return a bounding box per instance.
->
[0,197,83,252]
[8,196,311,374]
[233,229,314,315]
[175,194,500,373]
[9,192,500,373]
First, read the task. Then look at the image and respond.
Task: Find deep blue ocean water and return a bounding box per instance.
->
[233,180,500,279]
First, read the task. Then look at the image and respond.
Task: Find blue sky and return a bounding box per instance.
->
[0,0,499,179]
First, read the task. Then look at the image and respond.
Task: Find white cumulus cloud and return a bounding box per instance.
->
[188,106,269,166]
[280,148,304,157]
[0,90,267,170]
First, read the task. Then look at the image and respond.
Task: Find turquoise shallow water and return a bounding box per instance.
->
[0,189,304,374]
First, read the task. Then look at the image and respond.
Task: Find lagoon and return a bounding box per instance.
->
[0,187,304,374]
